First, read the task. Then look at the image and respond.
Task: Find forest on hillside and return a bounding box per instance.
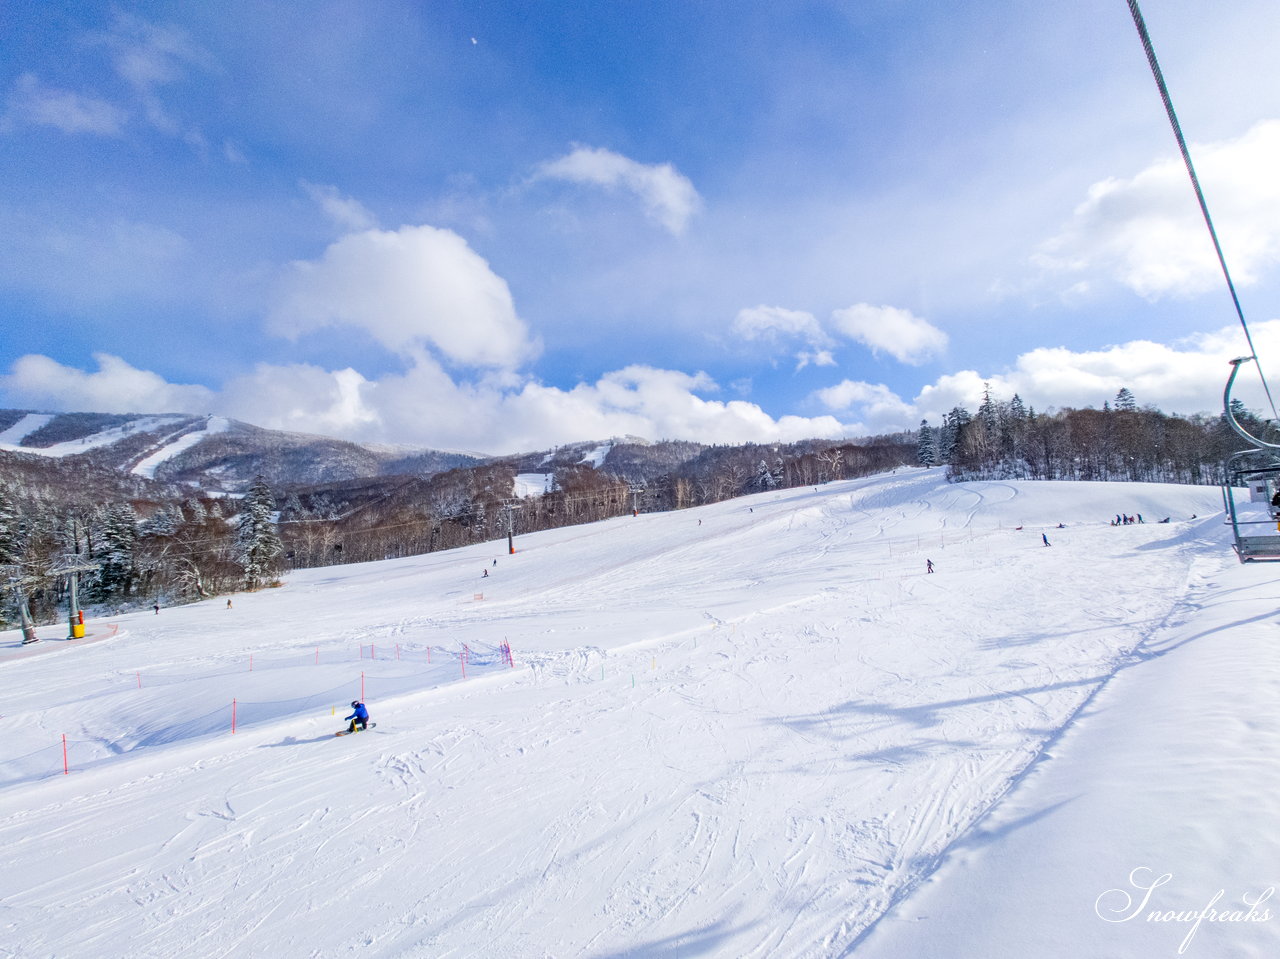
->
[1,387,1274,629]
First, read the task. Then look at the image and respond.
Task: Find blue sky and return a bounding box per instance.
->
[4,0,1280,454]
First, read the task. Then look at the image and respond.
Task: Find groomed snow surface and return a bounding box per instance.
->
[1,469,1277,958]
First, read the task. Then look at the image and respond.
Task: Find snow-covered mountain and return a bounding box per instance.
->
[3,470,1274,957]
[0,409,481,492]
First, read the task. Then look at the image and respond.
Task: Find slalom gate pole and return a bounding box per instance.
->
[315,646,319,665]
[396,643,400,660]
[250,653,253,671]
[361,672,365,700]
[232,699,237,734]
[427,645,431,664]
[62,734,68,775]
[136,671,141,689]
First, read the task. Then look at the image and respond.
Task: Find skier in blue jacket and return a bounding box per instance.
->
[345,700,370,733]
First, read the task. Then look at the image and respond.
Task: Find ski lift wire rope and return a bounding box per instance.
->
[1125,0,1279,423]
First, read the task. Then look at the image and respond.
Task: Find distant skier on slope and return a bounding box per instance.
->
[345,700,370,733]
[926,559,934,573]
[1042,533,1051,546]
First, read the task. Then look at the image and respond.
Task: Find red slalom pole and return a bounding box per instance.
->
[62,734,68,775]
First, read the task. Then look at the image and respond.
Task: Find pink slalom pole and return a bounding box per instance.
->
[232,699,237,734]
[427,646,431,664]
[136,671,141,689]
[315,646,319,665]
[461,645,467,680]
[361,671,365,700]
[62,734,68,775]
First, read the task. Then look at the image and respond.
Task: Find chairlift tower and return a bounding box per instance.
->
[501,501,522,555]
[51,559,100,638]
[2,567,39,645]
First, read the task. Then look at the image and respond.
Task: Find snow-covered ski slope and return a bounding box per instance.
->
[2,469,1277,958]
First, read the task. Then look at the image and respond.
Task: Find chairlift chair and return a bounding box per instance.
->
[1221,359,1280,562]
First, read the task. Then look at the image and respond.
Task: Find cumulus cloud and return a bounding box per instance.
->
[733,305,830,346]
[219,364,381,438]
[269,224,538,369]
[0,353,214,414]
[6,73,127,136]
[538,146,702,235]
[0,350,848,453]
[813,320,1280,435]
[813,380,916,422]
[732,305,836,371]
[13,322,1277,455]
[1037,119,1280,298]
[830,303,948,365]
[301,181,378,233]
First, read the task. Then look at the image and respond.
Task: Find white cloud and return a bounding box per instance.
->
[0,353,214,414]
[301,181,378,233]
[219,364,381,438]
[817,320,1280,435]
[732,305,830,347]
[269,224,538,369]
[91,11,216,150]
[814,380,916,421]
[538,146,702,235]
[6,73,127,136]
[14,321,1280,455]
[795,350,837,371]
[1037,119,1280,298]
[830,303,948,365]
[0,351,848,454]
[732,305,836,371]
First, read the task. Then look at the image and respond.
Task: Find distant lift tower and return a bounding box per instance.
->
[501,501,522,555]
[53,560,100,638]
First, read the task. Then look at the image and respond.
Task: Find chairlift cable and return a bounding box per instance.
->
[1124,0,1279,421]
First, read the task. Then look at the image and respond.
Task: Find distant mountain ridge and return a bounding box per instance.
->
[0,409,483,492]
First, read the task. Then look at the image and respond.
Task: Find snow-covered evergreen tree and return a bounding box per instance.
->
[917,421,937,466]
[756,459,777,489]
[1115,387,1137,412]
[235,477,283,589]
[0,482,19,566]
[938,407,971,463]
[96,503,138,600]
[183,498,207,524]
